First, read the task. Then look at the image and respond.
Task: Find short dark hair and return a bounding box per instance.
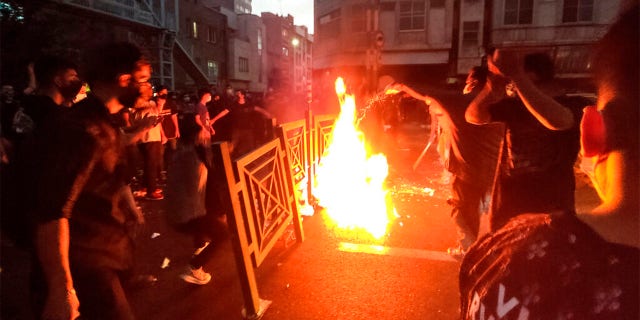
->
[197,87,210,99]
[83,42,150,86]
[523,52,555,82]
[34,54,78,87]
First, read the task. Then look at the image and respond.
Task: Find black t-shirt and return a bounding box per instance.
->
[30,94,134,269]
[460,213,639,319]
[489,95,589,176]
[488,95,591,218]
[436,95,504,187]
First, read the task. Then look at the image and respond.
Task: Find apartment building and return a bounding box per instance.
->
[3,0,315,96]
[175,0,229,89]
[314,0,628,87]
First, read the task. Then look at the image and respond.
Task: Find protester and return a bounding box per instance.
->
[1,54,82,249]
[131,82,165,200]
[30,41,151,320]
[229,89,272,157]
[158,85,180,173]
[459,5,639,318]
[165,109,228,285]
[465,49,591,231]
[387,78,503,257]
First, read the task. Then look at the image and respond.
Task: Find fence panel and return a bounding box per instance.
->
[213,139,303,318]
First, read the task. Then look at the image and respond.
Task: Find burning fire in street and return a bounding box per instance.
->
[313,77,396,239]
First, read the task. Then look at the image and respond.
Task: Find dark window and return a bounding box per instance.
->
[380,2,396,11]
[431,0,445,8]
[562,0,593,22]
[351,4,366,32]
[399,0,426,31]
[462,21,480,46]
[318,9,341,39]
[504,0,533,25]
[207,26,217,43]
[239,57,249,73]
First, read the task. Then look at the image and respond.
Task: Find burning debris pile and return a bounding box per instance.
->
[313,78,397,239]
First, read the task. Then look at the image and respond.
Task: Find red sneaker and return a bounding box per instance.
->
[145,191,164,200]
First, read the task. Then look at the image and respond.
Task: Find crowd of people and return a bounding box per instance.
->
[0,3,637,319]
[0,42,276,319]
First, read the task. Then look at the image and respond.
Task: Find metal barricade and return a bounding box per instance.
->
[212,140,304,319]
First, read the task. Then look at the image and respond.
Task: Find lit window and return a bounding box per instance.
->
[257,28,263,55]
[399,1,426,31]
[192,20,198,38]
[207,60,218,79]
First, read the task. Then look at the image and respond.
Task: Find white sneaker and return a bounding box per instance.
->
[180,267,212,285]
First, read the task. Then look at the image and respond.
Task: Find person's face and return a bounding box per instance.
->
[157,88,168,100]
[139,82,153,100]
[57,69,83,101]
[118,64,152,109]
[203,93,212,103]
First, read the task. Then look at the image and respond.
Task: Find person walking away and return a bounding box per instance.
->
[164,110,228,285]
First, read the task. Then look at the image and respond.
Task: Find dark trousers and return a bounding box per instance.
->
[73,266,135,320]
[139,141,162,192]
[450,175,487,250]
[163,138,177,171]
[177,214,229,269]
[31,259,135,320]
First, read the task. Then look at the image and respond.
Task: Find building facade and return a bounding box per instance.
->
[228,13,268,94]
[2,0,315,97]
[456,0,626,78]
[314,0,628,88]
[175,0,228,90]
[262,13,297,93]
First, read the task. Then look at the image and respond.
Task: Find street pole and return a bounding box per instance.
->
[447,0,461,85]
[482,0,493,53]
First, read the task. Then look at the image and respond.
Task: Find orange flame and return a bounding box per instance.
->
[314,77,396,239]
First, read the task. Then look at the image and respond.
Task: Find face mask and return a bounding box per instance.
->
[60,79,83,101]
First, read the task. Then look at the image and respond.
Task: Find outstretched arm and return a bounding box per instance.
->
[210,109,230,124]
